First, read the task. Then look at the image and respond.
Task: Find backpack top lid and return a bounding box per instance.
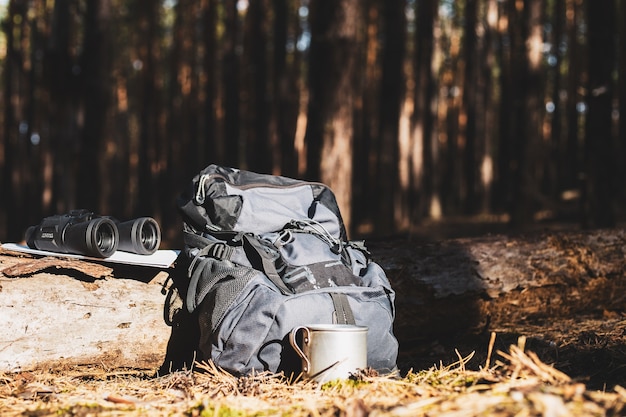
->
[176,165,349,240]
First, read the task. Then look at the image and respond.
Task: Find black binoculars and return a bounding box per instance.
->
[25,209,161,258]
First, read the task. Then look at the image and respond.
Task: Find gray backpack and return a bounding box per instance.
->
[176,164,398,376]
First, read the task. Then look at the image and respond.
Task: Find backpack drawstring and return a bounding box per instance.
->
[195,174,209,204]
[289,219,343,254]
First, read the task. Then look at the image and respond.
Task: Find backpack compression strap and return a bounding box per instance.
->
[184,230,293,295]
[241,234,357,323]
[329,292,356,325]
[241,234,293,295]
[184,231,235,259]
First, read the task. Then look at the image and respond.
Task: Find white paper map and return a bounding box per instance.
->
[1,243,179,268]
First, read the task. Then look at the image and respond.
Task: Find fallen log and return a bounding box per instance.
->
[0,249,177,373]
[0,227,624,373]
[1,256,113,278]
[368,228,626,343]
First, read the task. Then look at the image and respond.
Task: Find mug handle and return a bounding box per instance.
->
[289,326,311,373]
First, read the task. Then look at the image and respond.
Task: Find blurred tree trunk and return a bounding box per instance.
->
[564,0,582,193]
[480,0,499,214]
[223,1,241,167]
[462,0,491,215]
[47,0,77,214]
[273,0,300,177]
[164,3,184,226]
[583,0,616,228]
[2,0,26,241]
[461,0,479,214]
[136,0,162,220]
[494,1,511,214]
[79,0,112,212]
[352,0,381,234]
[411,0,437,223]
[23,1,45,221]
[168,2,205,239]
[201,0,217,167]
[521,0,545,221]
[374,0,405,234]
[620,0,626,207]
[441,13,462,216]
[550,0,565,202]
[244,0,271,173]
[305,0,361,230]
[169,1,199,185]
[499,0,544,227]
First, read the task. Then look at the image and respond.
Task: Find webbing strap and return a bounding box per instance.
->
[329,293,356,325]
[184,231,234,260]
[242,234,293,295]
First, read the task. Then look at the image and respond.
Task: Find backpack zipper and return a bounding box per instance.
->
[194,173,328,205]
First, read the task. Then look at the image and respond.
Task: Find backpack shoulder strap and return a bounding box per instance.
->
[241,234,293,295]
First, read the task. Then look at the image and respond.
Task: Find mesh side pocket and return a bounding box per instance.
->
[188,256,257,332]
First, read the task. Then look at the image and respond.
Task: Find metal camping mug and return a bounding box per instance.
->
[289,324,368,383]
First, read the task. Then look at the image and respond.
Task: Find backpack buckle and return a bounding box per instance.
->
[207,242,232,260]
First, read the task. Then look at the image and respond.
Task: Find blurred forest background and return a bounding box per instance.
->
[0,0,624,248]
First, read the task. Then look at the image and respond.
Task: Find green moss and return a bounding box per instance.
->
[405,369,478,389]
[186,401,278,417]
[320,377,370,390]
[54,403,134,416]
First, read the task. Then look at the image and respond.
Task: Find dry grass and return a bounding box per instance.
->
[1,336,625,416]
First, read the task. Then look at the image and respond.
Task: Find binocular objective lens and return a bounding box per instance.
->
[116,217,161,255]
[141,221,159,251]
[96,222,118,254]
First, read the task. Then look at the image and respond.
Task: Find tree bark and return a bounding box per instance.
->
[201,0,217,168]
[620,0,626,207]
[273,0,299,177]
[304,0,360,230]
[508,0,544,226]
[136,0,162,221]
[564,0,582,192]
[1,0,20,242]
[549,0,565,203]
[412,0,438,222]
[244,0,271,173]
[0,251,174,373]
[461,0,478,214]
[79,0,112,212]
[352,0,381,234]
[368,228,626,344]
[583,0,616,228]
[2,227,625,372]
[222,1,241,168]
[375,0,405,233]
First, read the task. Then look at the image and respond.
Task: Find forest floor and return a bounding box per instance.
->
[393,215,626,392]
[397,312,626,392]
[1,216,625,415]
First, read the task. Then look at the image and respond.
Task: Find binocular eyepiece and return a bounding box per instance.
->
[25,209,161,258]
